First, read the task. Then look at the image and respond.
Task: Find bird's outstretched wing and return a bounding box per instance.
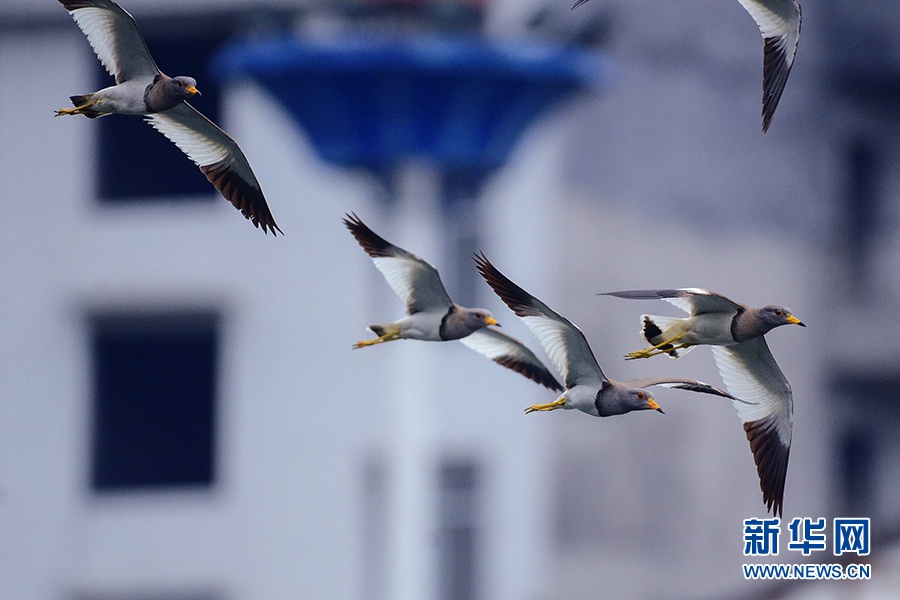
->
[147,103,281,234]
[475,253,605,388]
[711,337,793,517]
[736,0,802,132]
[59,0,159,83]
[344,214,453,314]
[624,377,739,401]
[601,288,742,316]
[459,328,564,391]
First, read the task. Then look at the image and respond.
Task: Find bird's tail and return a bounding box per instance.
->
[55,94,107,118]
[641,314,694,359]
[353,323,403,349]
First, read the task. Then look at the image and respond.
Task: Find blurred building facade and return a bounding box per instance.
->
[0,1,897,599]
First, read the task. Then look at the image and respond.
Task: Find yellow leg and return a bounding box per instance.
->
[525,397,566,414]
[55,99,99,117]
[625,333,688,360]
[353,329,401,349]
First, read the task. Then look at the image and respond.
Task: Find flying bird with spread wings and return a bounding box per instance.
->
[55,0,281,234]
[601,287,805,516]
[475,254,737,418]
[344,214,563,392]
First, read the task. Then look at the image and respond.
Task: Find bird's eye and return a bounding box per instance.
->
[636,392,645,399]
[775,309,783,316]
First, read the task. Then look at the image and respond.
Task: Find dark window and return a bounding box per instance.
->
[840,137,882,289]
[838,429,874,514]
[90,312,219,490]
[437,461,481,600]
[92,27,224,201]
[441,175,483,303]
[832,373,900,520]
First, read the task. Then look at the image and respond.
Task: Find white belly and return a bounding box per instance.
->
[93,79,153,115]
[397,312,442,341]
[682,313,737,346]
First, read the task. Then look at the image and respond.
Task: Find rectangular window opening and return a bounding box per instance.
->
[833,372,900,519]
[92,23,225,203]
[89,311,220,492]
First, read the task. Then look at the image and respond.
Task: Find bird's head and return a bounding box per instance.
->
[467,309,499,329]
[760,305,805,331]
[170,76,200,99]
[632,388,664,414]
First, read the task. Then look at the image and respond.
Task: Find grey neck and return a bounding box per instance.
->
[143,73,178,113]
[731,308,769,343]
[438,305,464,341]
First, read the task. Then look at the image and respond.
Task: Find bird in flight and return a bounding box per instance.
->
[601,287,805,516]
[572,0,802,132]
[476,254,737,418]
[55,0,281,234]
[345,214,562,391]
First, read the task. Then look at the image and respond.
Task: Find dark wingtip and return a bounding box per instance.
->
[473,253,537,319]
[760,33,796,134]
[493,355,563,392]
[255,214,283,236]
[762,114,773,134]
[343,212,396,258]
[744,419,789,518]
[199,162,281,235]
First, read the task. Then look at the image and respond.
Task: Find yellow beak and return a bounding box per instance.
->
[648,399,664,413]
[485,316,499,326]
[186,85,200,96]
[786,314,805,327]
